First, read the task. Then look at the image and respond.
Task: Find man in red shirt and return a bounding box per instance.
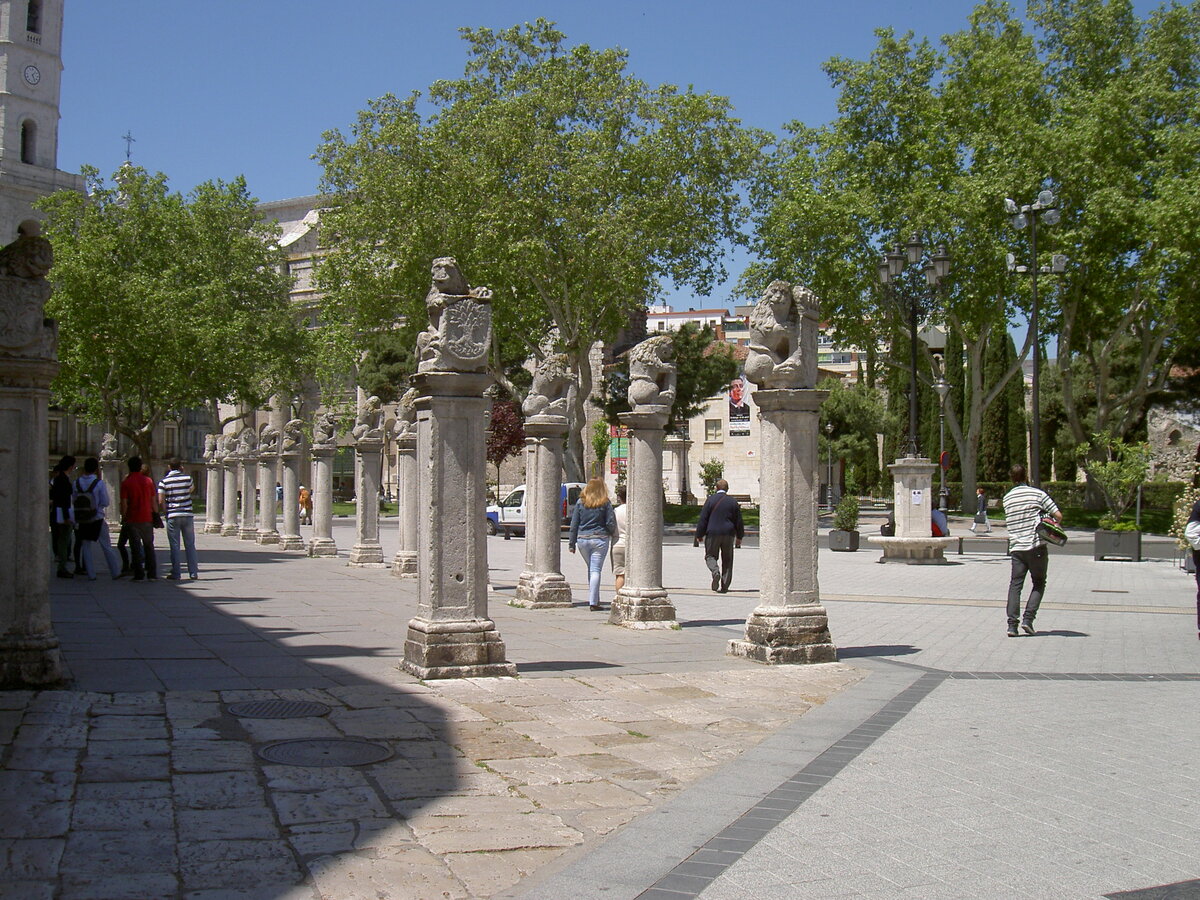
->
[120,456,159,581]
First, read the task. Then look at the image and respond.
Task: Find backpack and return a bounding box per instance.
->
[73,477,99,524]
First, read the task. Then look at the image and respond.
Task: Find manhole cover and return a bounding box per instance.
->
[227,700,331,719]
[255,738,393,767]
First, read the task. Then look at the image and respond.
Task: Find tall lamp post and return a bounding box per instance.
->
[1005,191,1062,488]
[878,235,951,459]
[934,363,950,512]
[824,422,834,509]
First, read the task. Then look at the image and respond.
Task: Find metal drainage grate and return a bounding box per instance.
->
[227,700,331,719]
[255,738,393,767]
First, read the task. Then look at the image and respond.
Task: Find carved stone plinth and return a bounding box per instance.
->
[611,408,676,628]
[0,272,63,686]
[348,438,385,567]
[402,370,515,679]
[663,435,693,505]
[278,451,305,551]
[865,457,949,564]
[238,455,258,540]
[514,417,572,608]
[308,444,338,558]
[204,458,223,534]
[728,388,836,664]
[390,434,418,577]
[221,456,239,536]
[256,456,280,545]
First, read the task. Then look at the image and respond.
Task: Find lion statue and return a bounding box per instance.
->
[523,351,575,419]
[744,280,819,389]
[312,412,338,447]
[257,423,281,455]
[415,257,493,374]
[394,388,418,440]
[236,426,257,457]
[218,433,237,459]
[0,221,53,280]
[351,395,385,442]
[203,433,218,463]
[281,418,305,453]
[627,335,677,411]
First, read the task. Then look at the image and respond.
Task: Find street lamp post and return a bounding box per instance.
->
[878,236,951,459]
[934,364,950,512]
[824,422,834,509]
[1005,191,1064,488]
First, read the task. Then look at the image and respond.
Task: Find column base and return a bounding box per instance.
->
[728,604,837,665]
[256,530,280,545]
[0,633,64,688]
[238,527,258,541]
[513,571,573,608]
[308,538,338,558]
[609,588,677,629]
[391,552,417,578]
[203,521,223,534]
[348,543,385,566]
[220,524,238,537]
[866,535,956,564]
[402,617,516,679]
[278,535,305,552]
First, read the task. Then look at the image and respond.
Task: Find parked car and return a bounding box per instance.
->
[486,482,586,536]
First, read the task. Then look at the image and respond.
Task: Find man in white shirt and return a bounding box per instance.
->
[73,457,122,580]
[1001,464,1062,637]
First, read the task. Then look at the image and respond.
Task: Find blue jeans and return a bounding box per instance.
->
[576,536,610,607]
[166,515,198,578]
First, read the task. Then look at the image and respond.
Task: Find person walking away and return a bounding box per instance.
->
[74,457,121,580]
[298,485,312,525]
[694,478,744,593]
[1001,464,1062,637]
[49,455,76,577]
[568,477,616,611]
[971,487,991,534]
[611,484,628,594]
[120,456,159,581]
[1185,499,1200,640]
[159,459,199,580]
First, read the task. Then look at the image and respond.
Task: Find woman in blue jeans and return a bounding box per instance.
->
[568,477,617,611]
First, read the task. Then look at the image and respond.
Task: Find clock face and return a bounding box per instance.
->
[23,65,41,85]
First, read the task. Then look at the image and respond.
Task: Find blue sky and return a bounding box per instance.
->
[56,1,1155,311]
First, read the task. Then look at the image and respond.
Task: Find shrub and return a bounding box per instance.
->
[699,458,724,495]
[832,494,860,532]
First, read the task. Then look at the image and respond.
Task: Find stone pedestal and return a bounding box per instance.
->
[238,454,258,540]
[221,455,239,536]
[390,435,418,577]
[100,443,122,527]
[866,457,954,564]
[0,274,63,687]
[611,409,676,629]
[204,457,223,534]
[514,417,572,608]
[402,372,515,679]
[278,450,305,551]
[349,437,385,566]
[729,389,837,664]
[663,435,693,505]
[308,444,338,558]
[256,455,280,545]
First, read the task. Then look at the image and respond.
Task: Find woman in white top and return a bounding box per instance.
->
[611,484,628,594]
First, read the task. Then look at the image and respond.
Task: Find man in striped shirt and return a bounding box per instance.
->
[158,459,199,581]
[1001,464,1062,637]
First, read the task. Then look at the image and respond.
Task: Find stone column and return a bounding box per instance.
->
[278,447,305,552]
[348,435,385,566]
[203,436,223,534]
[514,416,572,608]
[610,409,676,628]
[238,449,257,541]
[221,443,239,537]
[256,452,279,545]
[308,441,338,558]
[390,432,418,577]
[728,389,837,664]
[0,269,63,687]
[663,434,693,504]
[100,435,122,527]
[403,371,515,678]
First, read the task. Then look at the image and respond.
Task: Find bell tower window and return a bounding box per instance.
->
[26,0,42,34]
[20,121,37,164]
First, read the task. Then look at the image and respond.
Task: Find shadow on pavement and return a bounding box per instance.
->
[837,644,921,658]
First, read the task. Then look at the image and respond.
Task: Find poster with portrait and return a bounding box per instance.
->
[728,374,750,437]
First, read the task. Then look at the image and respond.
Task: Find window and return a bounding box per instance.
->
[75,421,88,454]
[48,418,62,454]
[704,419,722,442]
[26,0,42,34]
[164,425,178,457]
[20,121,36,164]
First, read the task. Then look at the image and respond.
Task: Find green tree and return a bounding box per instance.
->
[819,377,890,497]
[486,400,526,488]
[357,330,416,405]
[38,165,303,459]
[316,20,766,481]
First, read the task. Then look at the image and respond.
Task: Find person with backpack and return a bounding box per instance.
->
[694,479,745,593]
[49,455,76,578]
[73,457,122,580]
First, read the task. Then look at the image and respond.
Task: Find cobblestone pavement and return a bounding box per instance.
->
[4,522,1197,899]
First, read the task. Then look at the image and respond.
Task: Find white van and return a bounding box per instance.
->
[486,482,587,536]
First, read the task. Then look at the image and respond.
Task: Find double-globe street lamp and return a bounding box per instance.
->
[878,235,951,460]
[1005,190,1064,488]
[824,421,834,509]
[934,365,951,511]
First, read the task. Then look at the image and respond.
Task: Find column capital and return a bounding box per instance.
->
[414,371,493,399]
[619,409,669,431]
[523,416,569,439]
[751,388,829,414]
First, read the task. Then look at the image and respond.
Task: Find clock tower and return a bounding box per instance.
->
[0,0,83,241]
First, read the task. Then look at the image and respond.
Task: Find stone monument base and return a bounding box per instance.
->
[866,535,958,564]
[278,534,305,552]
[728,604,837,665]
[402,617,517,679]
[391,552,417,578]
[348,544,386,567]
[609,588,677,629]
[513,571,572,608]
[0,634,64,688]
[256,531,280,546]
[308,538,338,558]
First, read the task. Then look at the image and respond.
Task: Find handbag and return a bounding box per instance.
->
[1036,517,1067,546]
[973,512,987,525]
[152,511,164,529]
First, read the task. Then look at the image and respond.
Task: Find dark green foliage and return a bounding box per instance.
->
[357,331,416,405]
